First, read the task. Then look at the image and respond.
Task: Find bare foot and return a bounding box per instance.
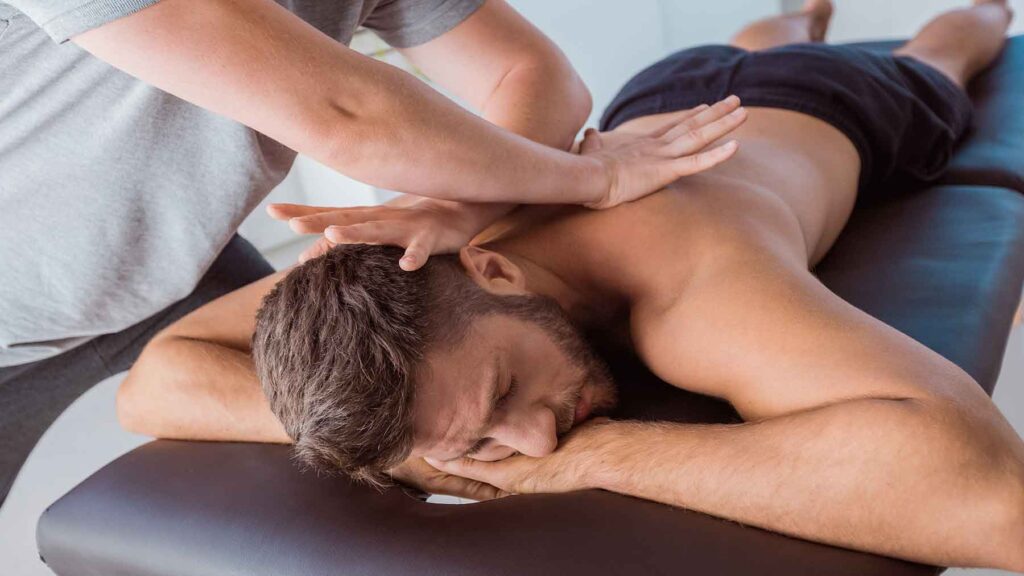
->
[802,0,834,42]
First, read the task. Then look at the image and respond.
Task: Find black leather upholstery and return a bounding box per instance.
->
[36,37,1024,576]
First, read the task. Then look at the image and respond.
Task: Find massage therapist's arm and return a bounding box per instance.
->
[389,0,594,247]
[281,0,593,267]
[73,0,721,208]
[117,271,291,444]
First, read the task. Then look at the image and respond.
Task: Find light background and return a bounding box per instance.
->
[2,1,1022,575]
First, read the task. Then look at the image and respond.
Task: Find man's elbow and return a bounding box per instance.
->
[929,398,1024,570]
[116,339,175,437]
[990,466,1024,571]
[116,370,149,436]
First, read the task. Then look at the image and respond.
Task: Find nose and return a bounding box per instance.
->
[488,406,559,458]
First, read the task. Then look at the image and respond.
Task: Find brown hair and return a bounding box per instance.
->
[252,243,584,487]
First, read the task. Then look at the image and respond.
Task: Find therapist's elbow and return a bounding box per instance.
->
[540,60,593,144]
[565,71,593,135]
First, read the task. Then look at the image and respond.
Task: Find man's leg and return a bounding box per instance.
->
[0,235,274,508]
[730,0,833,51]
[894,0,1014,87]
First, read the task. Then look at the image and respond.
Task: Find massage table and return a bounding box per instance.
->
[35,37,1024,576]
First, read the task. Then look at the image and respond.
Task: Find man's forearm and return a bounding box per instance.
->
[74,0,606,207]
[119,336,290,444]
[588,399,1024,570]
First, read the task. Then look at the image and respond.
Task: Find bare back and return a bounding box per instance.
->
[481,107,987,424]
[481,107,861,304]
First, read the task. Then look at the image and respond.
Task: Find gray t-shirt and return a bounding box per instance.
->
[0,0,483,367]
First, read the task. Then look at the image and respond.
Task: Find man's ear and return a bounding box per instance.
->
[459,246,528,295]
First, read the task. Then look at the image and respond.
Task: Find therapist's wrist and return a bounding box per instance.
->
[566,154,611,207]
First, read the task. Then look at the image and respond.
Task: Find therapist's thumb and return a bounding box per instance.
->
[579,128,603,154]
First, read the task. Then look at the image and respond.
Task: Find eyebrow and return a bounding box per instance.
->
[449,353,502,461]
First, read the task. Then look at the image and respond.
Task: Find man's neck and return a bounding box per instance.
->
[486,238,629,330]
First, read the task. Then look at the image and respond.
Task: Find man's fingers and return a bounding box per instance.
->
[663,106,747,157]
[671,140,739,177]
[432,475,505,501]
[425,456,494,485]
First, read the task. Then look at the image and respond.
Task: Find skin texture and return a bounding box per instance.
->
[73,0,743,211]
[119,2,1024,570]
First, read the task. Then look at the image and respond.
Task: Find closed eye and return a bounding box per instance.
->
[463,376,518,457]
[497,375,518,409]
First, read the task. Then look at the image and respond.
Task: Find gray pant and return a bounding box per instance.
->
[0,235,275,508]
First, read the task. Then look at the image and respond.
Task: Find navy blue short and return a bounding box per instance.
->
[600,44,973,196]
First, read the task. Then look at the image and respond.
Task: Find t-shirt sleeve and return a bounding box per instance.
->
[362,0,485,49]
[5,0,162,43]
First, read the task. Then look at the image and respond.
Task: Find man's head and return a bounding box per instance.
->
[252,244,617,487]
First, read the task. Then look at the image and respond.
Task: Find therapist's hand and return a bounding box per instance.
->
[269,198,503,271]
[581,95,747,209]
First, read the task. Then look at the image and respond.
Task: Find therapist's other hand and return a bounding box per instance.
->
[581,95,746,210]
[268,198,490,271]
[389,456,512,501]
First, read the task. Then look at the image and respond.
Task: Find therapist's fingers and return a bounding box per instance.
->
[267,203,340,220]
[325,221,408,247]
[399,234,435,271]
[297,236,336,263]
[645,103,711,137]
[670,140,739,177]
[662,106,747,157]
[660,95,741,141]
[579,128,603,154]
[290,207,385,234]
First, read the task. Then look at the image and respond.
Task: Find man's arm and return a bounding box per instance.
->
[433,242,1024,570]
[117,271,290,443]
[72,0,735,208]
[119,269,512,499]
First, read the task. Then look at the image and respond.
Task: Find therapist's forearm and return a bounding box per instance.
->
[385,59,592,225]
[451,59,594,227]
[74,0,606,206]
[588,400,1024,570]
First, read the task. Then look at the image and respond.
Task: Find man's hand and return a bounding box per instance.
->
[268,198,507,270]
[422,418,618,497]
[389,456,512,501]
[582,96,747,209]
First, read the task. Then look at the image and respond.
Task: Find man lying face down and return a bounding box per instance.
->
[120,1,1024,571]
[253,243,621,483]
